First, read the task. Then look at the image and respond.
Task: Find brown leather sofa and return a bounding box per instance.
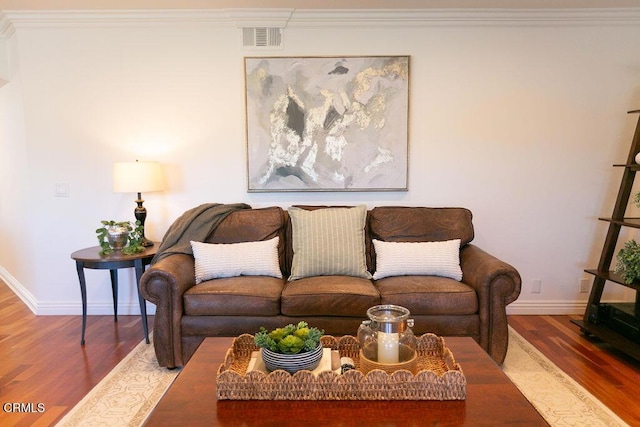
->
[140,205,521,368]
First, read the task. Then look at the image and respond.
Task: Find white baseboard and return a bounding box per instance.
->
[36,301,156,316]
[0,266,37,314]
[0,266,156,316]
[507,300,588,315]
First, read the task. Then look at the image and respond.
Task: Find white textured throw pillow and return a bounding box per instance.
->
[372,239,463,281]
[191,237,282,284]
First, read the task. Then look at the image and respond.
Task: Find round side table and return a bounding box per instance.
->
[71,244,158,345]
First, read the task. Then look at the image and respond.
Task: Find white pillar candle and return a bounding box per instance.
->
[377,331,399,363]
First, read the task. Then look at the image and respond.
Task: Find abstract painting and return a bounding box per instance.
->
[245,56,409,192]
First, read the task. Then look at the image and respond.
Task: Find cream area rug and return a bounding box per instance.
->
[503,328,628,427]
[55,334,180,427]
[57,328,628,427]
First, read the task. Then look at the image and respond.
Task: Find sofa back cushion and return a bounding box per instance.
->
[205,206,287,276]
[368,207,472,274]
[203,206,473,279]
[369,207,474,244]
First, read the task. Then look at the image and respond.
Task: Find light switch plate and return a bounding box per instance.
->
[55,183,69,197]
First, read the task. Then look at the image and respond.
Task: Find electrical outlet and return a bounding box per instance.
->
[580,278,590,293]
[531,279,541,293]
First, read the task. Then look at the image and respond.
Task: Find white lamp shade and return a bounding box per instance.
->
[113,161,164,193]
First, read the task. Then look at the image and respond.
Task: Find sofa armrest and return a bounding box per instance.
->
[140,254,196,368]
[460,244,521,364]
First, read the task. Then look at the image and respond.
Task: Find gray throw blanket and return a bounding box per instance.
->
[151,202,251,264]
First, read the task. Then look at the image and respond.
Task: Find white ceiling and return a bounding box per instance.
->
[0,0,639,10]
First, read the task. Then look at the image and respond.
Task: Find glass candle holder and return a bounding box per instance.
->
[357,305,417,371]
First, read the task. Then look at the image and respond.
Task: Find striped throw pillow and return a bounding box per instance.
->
[288,205,371,281]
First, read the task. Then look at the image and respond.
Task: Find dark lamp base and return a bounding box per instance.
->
[141,237,154,247]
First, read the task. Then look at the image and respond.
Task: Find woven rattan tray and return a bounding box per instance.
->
[216,334,466,400]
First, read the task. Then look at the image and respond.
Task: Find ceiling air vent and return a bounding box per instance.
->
[242,27,283,50]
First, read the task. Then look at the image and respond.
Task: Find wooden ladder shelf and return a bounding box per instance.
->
[572,110,640,360]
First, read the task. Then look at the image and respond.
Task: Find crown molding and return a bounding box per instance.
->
[0,7,639,37]
[0,9,231,34]
[288,8,640,27]
[226,8,294,28]
[0,13,15,37]
[0,9,296,36]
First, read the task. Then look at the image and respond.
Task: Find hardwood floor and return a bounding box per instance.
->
[0,281,151,426]
[1,279,640,426]
[509,314,640,426]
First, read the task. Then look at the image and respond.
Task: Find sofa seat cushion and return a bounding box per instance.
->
[281,276,380,317]
[375,276,477,316]
[183,276,284,316]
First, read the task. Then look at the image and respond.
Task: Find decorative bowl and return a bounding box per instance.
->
[106,226,129,251]
[261,344,323,374]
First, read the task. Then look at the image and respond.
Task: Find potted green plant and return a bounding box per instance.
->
[96,220,145,256]
[254,321,324,373]
[615,239,640,284]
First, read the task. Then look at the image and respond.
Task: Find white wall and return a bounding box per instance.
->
[0,32,36,308]
[1,8,639,316]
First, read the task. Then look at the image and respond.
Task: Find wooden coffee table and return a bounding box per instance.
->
[145,337,547,426]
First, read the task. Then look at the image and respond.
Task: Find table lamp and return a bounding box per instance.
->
[113,160,164,247]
